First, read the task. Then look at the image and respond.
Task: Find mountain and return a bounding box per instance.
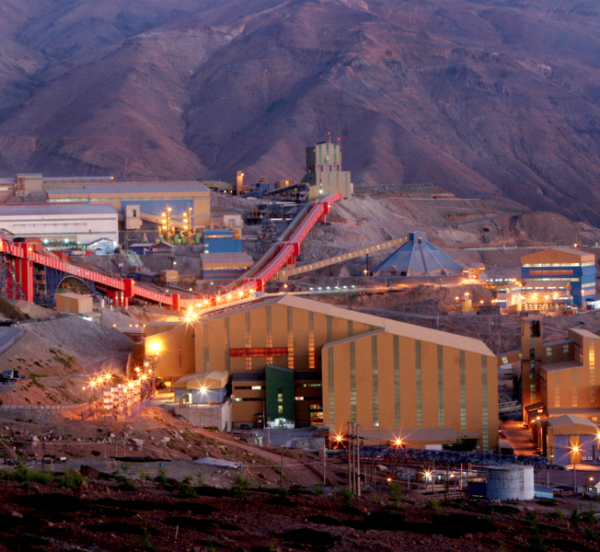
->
[1,0,600,222]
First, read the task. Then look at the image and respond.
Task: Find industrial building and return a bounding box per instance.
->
[0,173,114,196]
[146,295,498,450]
[174,371,229,405]
[508,315,600,463]
[496,281,573,313]
[200,252,254,281]
[533,415,600,464]
[0,204,119,246]
[203,229,242,253]
[46,181,211,229]
[374,232,463,277]
[519,316,600,422]
[521,248,596,308]
[301,139,352,200]
[55,292,94,313]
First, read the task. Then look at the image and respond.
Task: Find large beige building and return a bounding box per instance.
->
[47,181,211,228]
[146,295,497,449]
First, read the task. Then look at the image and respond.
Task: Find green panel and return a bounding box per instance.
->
[482,355,489,450]
[328,348,335,429]
[265,365,295,422]
[350,342,357,424]
[437,345,444,426]
[394,336,400,426]
[266,306,272,341]
[460,350,467,430]
[416,340,422,427]
[224,318,230,373]
[372,335,379,427]
[203,324,209,371]
[327,316,334,428]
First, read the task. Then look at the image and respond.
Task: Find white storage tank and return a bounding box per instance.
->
[486,465,534,501]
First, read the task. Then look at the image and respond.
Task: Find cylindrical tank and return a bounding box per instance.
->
[486,465,534,501]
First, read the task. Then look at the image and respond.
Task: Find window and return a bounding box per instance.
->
[230,347,289,357]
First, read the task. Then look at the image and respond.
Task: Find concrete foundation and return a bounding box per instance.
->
[173,399,232,432]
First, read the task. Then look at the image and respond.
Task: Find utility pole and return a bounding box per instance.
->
[356,424,361,497]
[347,422,361,497]
[347,421,352,494]
[323,440,327,486]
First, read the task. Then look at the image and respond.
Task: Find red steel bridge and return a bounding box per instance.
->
[0,194,341,311]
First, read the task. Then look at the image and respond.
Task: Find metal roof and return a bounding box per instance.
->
[521,247,595,264]
[542,414,598,428]
[0,204,117,216]
[568,327,600,340]
[44,176,113,181]
[199,294,495,357]
[174,371,228,389]
[47,181,209,195]
[374,232,463,276]
[541,359,583,374]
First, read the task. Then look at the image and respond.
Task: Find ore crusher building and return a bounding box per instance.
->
[146,295,498,450]
[521,248,596,308]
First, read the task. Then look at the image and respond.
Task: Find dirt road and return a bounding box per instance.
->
[192,428,325,487]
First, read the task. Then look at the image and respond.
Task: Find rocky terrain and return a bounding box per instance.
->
[1,1,600,222]
[0,470,599,552]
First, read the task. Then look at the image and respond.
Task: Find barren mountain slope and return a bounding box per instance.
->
[1,0,600,221]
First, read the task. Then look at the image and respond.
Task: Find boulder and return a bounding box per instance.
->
[80,465,100,479]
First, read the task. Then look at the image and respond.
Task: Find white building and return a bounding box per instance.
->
[0,204,119,246]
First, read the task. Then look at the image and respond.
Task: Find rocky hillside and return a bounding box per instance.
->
[1,0,600,222]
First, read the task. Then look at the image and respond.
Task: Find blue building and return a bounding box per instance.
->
[203,229,242,253]
[521,248,596,308]
[374,231,463,277]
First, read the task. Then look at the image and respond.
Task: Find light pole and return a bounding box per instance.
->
[572,445,580,492]
[147,342,161,396]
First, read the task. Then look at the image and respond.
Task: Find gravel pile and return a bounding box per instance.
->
[98,308,138,329]
[12,300,57,320]
[24,314,133,362]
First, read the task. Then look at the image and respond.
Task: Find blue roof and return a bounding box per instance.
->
[374,232,463,276]
[204,229,234,237]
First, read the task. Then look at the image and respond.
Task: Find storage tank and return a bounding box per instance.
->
[486,465,534,501]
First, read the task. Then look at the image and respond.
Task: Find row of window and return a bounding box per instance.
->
[523,263,592,267]
[233,383,321,390]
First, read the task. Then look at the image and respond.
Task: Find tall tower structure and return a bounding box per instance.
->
[235,171,245,196]
[521,316,543,416]
[302,136,352,200]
